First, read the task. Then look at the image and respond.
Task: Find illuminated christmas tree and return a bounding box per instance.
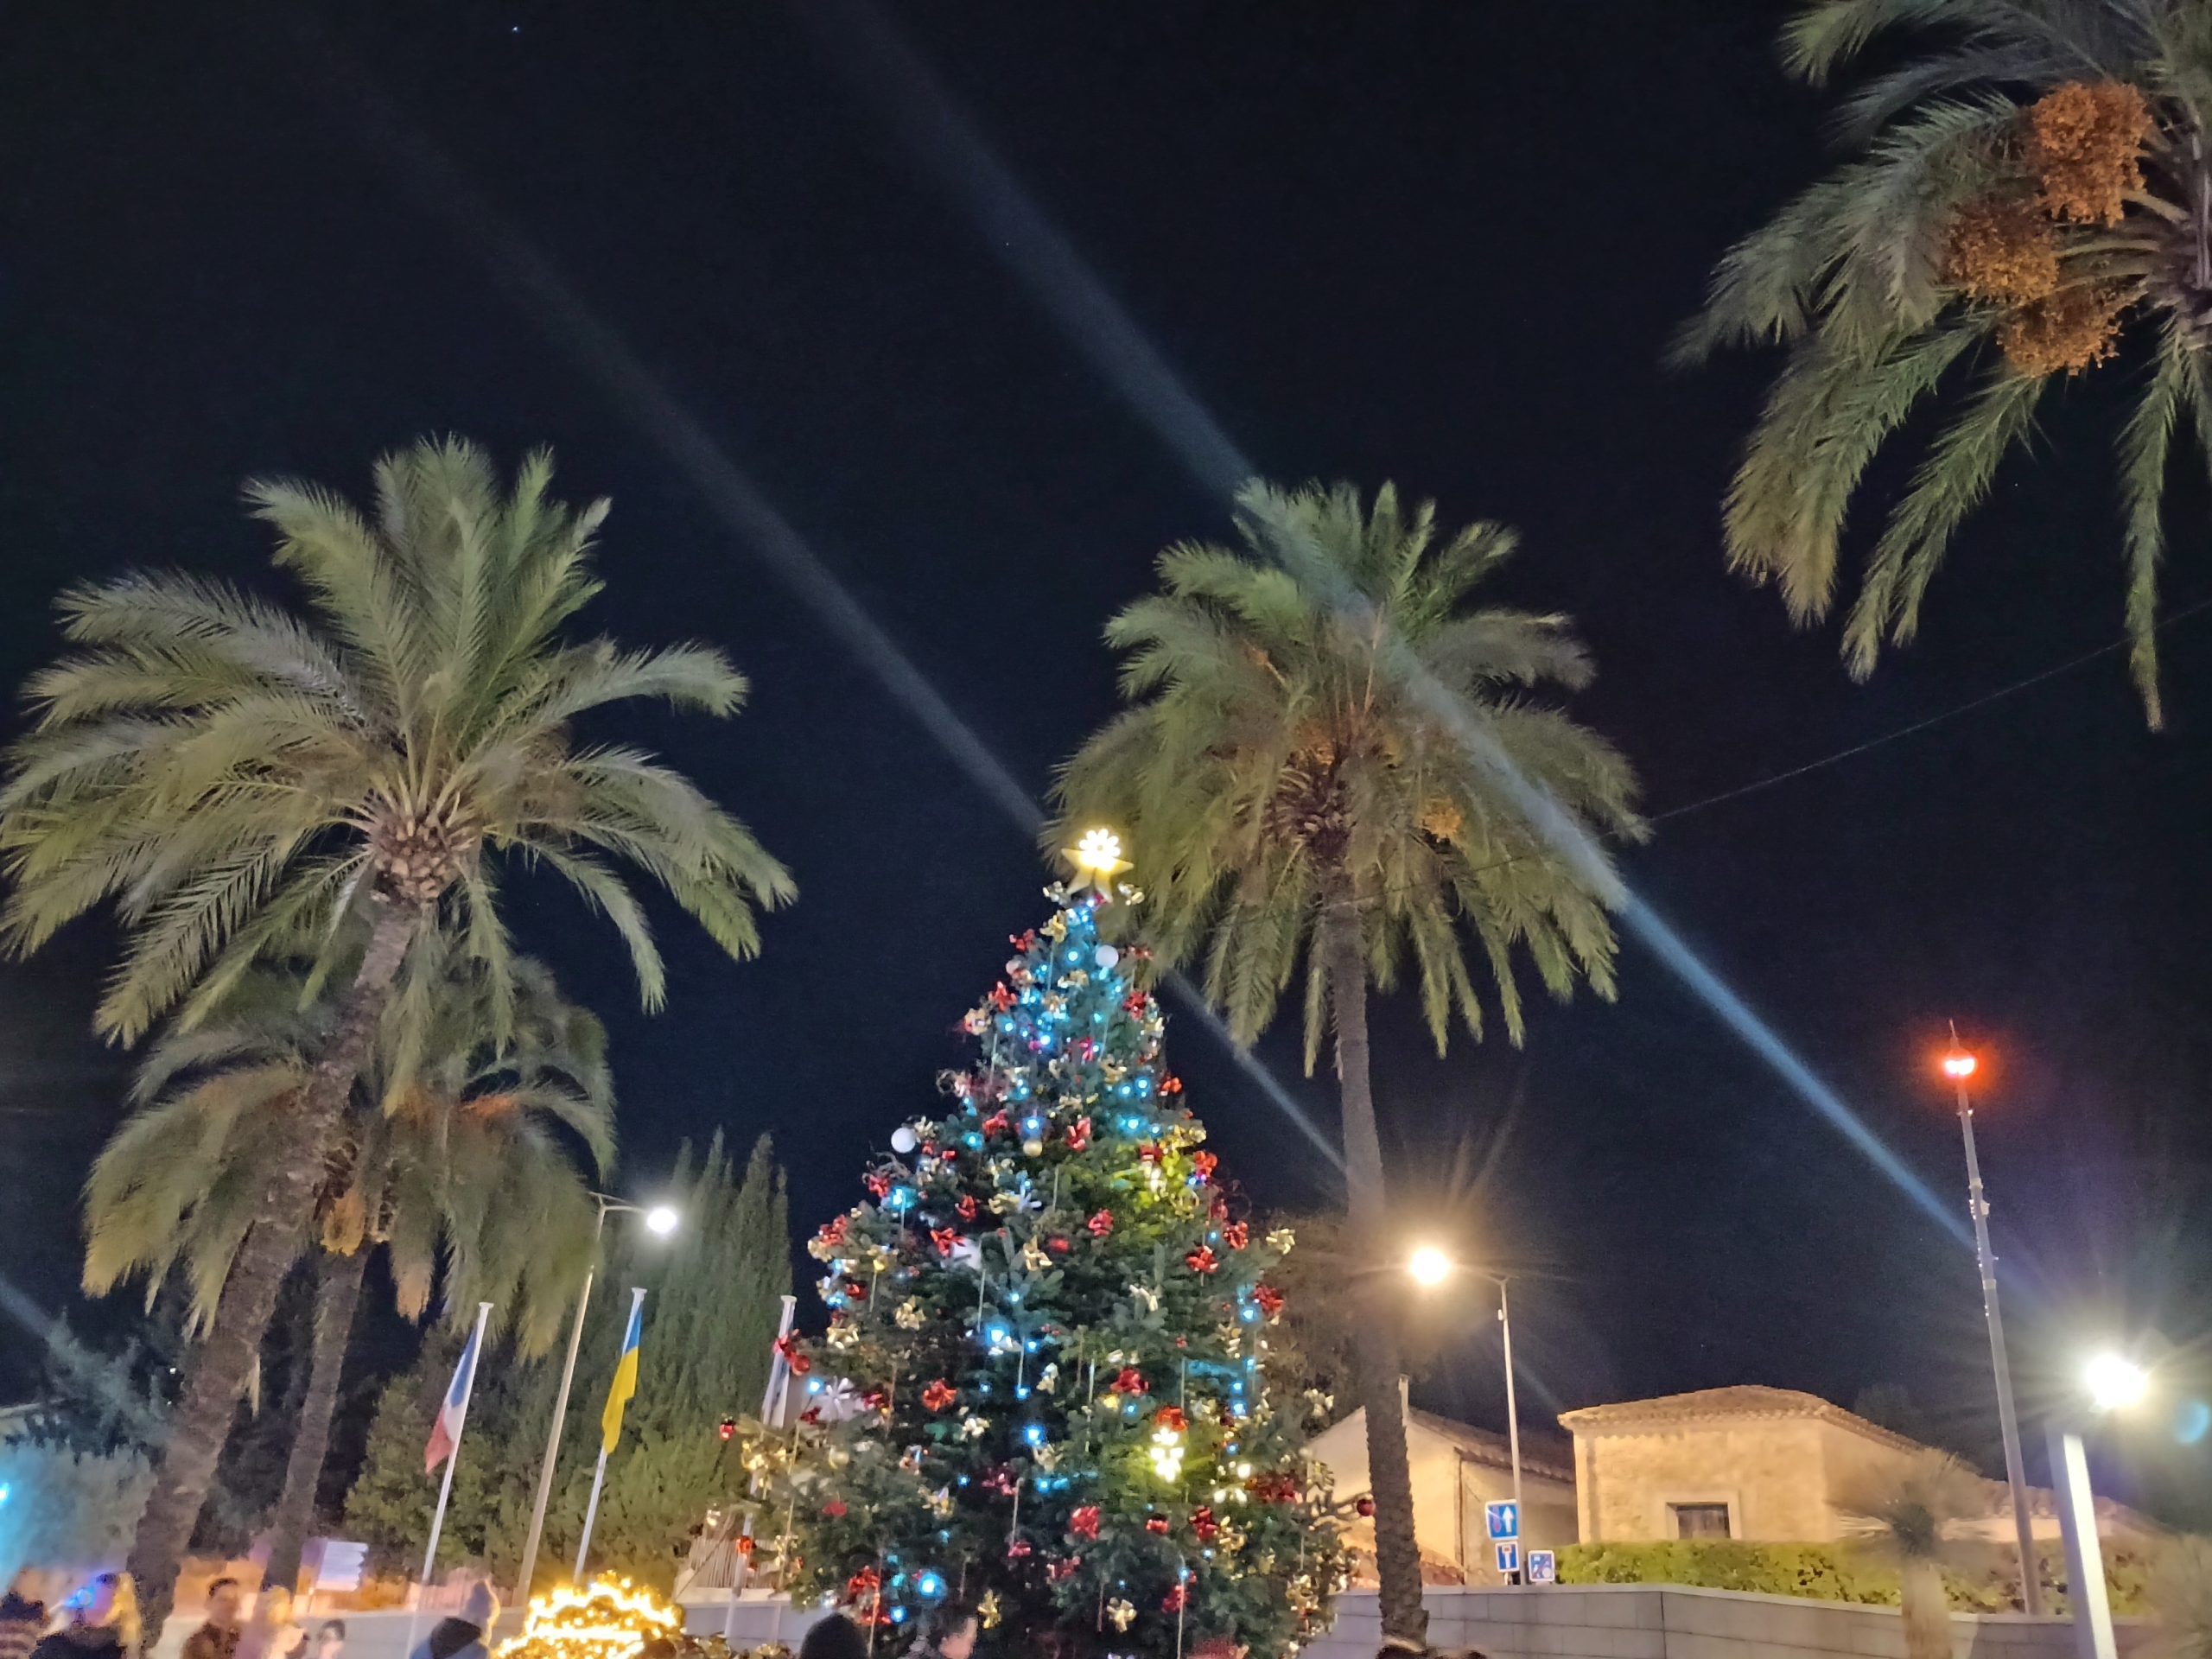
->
[768,837,1345,1657]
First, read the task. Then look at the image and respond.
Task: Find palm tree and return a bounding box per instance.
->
[1052,480,1638,1643]
[2148,1535,2212,1659]
[0,437,794,1614]
[1837,1452,1984,1659]
[85,951,613,1590]
[1679,0,2212,726]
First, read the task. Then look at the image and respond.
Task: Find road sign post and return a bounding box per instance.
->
[1527,1549,1556,1586]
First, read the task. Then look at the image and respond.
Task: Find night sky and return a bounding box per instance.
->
[6,2,2212,1515]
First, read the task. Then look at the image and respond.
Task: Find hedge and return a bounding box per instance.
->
[1556,1540,2152,1616]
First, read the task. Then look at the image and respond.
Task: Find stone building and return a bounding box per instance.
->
[1559,1385,2146,1546]
[1307,1394,1578,1583]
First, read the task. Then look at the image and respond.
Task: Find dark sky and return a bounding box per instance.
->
[6,1,2212,1514]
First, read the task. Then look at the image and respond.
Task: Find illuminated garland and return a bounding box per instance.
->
[493,1578,683,1659]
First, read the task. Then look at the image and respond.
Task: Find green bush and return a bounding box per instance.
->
[1557,1540,2152,1617]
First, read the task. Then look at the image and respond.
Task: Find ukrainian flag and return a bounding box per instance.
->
[601,1293,645,1454]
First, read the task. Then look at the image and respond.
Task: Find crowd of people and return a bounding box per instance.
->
[0,1569,355,1659]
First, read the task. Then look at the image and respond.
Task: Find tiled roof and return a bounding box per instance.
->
[1406,1407,1576,1484]
[1557,1386,1926,1453]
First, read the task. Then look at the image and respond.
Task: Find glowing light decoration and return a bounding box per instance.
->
[1149,1419,1187,1482]
[493,1578,681,1659]
[1065,827,1130,890]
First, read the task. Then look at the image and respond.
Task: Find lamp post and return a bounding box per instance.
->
[512,1194,678,1601]
[1407,1248,1523,1580]
[1942,1041,2043,1615]
[2050,1353,2147,1659]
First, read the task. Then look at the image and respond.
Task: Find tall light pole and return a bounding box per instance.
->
[1943,1041,2042,1615]
[1408,1248,1523,1580]
[512,1194,678,1602]
[2050,1352,2148,1659]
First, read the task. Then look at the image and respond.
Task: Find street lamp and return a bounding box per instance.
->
[1407,1245,1453,1289]
[2050,1351,2150,1659]
[1402,1246,1524,1578]
[1939,1035,2043,1615]
[512,1193,679,1600]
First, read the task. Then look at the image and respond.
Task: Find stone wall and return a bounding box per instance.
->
[1579,1419,1834,1541]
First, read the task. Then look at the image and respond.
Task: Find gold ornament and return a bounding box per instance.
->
[927,1487,955,1517]
[1043,913,1069,943]
[823,1323,860,1351]
[1043,994,1066,1017]
[894,1298,926,1331]
[1034,1442,1062,1471]
[1106,1599,1136,1632]
[1021,1236,1051,1272]
[977,1592,1004,1631]
[960,1413,989,1440]
[1130,1283,1160,1314]
[989,1190,1023,1217]
[1265,1227,1296,1254]
[1036,1363,1059,1395]
[1218,1519,1247,1554]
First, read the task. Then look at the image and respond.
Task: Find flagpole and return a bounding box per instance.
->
[421,1303,495,1586]
[575,1287,645,1579]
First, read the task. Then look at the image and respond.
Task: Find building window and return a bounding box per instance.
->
[1670,1503,1732,1540]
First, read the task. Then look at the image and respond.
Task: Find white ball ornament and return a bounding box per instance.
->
[890,1125,919,1155]
[1095,944,1120,970]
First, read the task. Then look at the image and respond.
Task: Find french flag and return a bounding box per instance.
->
[423,1319,486,1473]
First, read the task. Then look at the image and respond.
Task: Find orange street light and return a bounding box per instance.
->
[1942,1050,1977,1079]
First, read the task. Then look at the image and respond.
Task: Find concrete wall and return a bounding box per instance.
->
[1297,1585,2150,1659]
[1580,1420,1834,1542]
[183,1585,2149,1659]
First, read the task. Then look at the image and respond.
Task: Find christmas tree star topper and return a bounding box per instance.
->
[1065,825,1129,892]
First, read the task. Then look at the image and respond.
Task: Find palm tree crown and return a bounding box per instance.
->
[1,436,794,1041]
[85,951,613,1356]
[1681,0,2212,725]
[1054,480,1639,1067]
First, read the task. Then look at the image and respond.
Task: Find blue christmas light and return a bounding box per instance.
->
[963,1132,983,1149]
[1022,1423,1047,1448]
[916,1573,946,1601]
[889,1607,909,1625]
[887,1185,916,1211]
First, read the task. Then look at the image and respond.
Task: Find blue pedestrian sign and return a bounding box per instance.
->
[1526,1550,1556,1586]
[1494,1541,1520,1576]
[1484,1499,1520,1541]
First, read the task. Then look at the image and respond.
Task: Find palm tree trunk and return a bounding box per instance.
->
[1900,1558,1950,1659]
[128,902,417,1634]
[1322,889,1427,1649]
[262,1243,372,1593]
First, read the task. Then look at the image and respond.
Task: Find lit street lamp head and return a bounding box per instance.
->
[2086,1352,2149,1413]
[1407,1245,1453,1288]
[1942,1051,1977,1080]
[645,1205,680,1237]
